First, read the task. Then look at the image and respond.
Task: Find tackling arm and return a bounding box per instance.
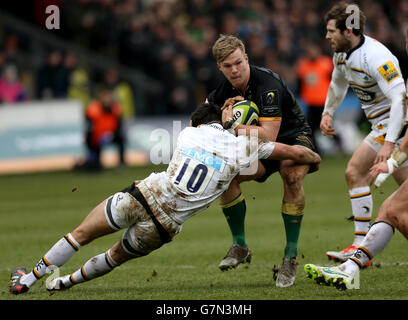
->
[267,143,321,165]
[234,120,280,142]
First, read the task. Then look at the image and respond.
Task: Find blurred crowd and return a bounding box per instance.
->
[0,0,407,118]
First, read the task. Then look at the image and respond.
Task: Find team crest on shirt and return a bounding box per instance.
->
[377,61,400,83]
[262,90,279,108]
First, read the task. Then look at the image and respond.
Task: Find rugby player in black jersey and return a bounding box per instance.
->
[207,34,318,287]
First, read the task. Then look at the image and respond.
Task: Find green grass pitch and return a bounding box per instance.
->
[1,156,407,301]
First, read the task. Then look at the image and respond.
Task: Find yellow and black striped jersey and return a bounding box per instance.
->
[332,35,404,125]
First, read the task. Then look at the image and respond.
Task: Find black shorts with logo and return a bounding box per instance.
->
[255,133,316,183]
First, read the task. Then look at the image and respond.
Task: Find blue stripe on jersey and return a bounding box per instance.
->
[182,148,225,171]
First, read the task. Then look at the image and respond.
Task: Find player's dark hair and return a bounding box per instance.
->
[190,102,222,127]
[325,1,366,36]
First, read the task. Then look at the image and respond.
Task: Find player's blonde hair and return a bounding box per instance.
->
[212,34,246,63]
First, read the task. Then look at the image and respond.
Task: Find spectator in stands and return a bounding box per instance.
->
[0,63,27,103]
[2,0,408,119]
[75,86,125,171]
[64,51,91,109]
[104,68,135,119]
[36,50,67,99]
[165,52,196,114]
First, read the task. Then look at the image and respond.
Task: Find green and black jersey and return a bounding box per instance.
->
[207,65,312,141]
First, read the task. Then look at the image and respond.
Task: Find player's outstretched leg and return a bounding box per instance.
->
[9,199,115,295]
[46,241,131,291]
[9,232,82,295]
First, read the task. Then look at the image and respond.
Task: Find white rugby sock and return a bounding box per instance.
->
[62,249,119,288]
[20,233,81,287]
[349,186,372,246]
[346,222,394,270]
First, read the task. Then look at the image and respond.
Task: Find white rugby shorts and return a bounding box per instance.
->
[104,185,182,256]
[364,120,408,169]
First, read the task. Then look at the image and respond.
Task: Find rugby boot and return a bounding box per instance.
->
[275,257,297,287]
[10,267,29,295]
[305,264,356,291]
[218,244,252,271]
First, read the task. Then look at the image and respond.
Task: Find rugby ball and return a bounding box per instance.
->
[232,100,259,126]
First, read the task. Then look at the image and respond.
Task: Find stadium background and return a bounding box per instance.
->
[0,0,407,171]
[1,0,408,302]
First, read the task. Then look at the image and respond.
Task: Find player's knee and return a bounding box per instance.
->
[281,168,304,188]
[114,192,134,217]
[344,163,363,185]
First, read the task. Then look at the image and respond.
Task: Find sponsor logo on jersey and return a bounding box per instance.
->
[182,148,225,171]
[350,86,376,103]
[262,90,279,107]
[377,61,400,83]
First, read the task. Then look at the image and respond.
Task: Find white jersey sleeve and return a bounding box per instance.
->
[364,47,406,142]
[323,54,349,116]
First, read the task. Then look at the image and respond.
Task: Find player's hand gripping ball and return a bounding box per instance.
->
[232,100,259,126]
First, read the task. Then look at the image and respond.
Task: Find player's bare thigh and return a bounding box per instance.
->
[71,199,116,246]
[345,141,377,187]
[279,159,309,186]
[375,179,408,238]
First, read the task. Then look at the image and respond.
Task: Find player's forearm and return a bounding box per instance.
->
[384,83,407,143]
[235,124,278,142]
[322,81,348,117]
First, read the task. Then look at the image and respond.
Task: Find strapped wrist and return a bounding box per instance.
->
[386,157,398,174]
[391,147,408,167]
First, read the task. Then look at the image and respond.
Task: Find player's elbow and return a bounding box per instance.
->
[292,145,321,164]
[291,145,307,162]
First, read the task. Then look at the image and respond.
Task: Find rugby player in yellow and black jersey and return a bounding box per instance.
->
[206,34,317,288]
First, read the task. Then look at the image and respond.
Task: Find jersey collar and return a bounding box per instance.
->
[346,35,365,60]
[198,123,224,130]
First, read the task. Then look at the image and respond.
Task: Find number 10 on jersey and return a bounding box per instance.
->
[172,156,214,196]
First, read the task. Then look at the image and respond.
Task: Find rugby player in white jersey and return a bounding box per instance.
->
[9,102,320,294]
[305,27,408,287]
[305,120,408,290]
[320,2,408,264]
